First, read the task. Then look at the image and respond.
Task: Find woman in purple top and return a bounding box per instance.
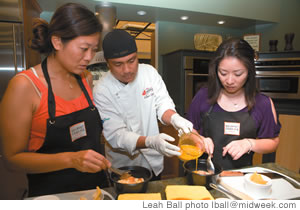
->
[187,38,281,169]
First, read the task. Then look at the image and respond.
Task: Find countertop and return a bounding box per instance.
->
[27,163,300,200]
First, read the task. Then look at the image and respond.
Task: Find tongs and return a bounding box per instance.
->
[210,183,242,200]
[110,167,132,179]
[217,179,254,200]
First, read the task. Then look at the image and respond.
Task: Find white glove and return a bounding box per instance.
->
[170,113,193,135]
[145,133,181,157]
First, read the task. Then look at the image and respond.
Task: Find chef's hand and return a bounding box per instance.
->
[170,113,193,135]
[145,133,181,157]
[222,139,253,160]
[71,149,111,173]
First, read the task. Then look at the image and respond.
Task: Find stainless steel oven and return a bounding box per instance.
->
[255,56,300,99]
[184,56,211,112]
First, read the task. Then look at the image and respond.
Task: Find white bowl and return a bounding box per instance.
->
[244,173,272,197]
[33,195,60,200]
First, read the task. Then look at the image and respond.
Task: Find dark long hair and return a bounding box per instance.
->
[207,37,258,110]
[30,3,102,54]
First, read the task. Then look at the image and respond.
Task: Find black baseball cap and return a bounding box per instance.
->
[102,29,137,59]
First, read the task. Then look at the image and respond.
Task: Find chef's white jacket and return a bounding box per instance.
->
[93,64,176,176]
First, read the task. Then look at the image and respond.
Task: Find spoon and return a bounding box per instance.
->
[110,167,131,179]
[206,153,215,174]
[191,132,215,174]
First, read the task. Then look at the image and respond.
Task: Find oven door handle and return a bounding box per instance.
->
[256,75,300,78]
[186,73,208,76]
[256,71,300,77]
[256,65,300,69]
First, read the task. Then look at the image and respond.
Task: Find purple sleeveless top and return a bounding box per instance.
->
[186,88,281,138]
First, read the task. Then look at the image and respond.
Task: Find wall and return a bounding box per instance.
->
[156,21,247,74]
[256,0,300,52]
[156,0,300,74]
[96,0,281,22]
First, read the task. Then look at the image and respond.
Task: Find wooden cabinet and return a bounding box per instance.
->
[159,123,180,179]
[275,114,300,173]
[22,0,42,69]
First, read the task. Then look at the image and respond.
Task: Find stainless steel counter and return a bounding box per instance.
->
[27,163,300,200]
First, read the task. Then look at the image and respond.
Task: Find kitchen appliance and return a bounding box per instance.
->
[255,52,300,99]
[0,0,26,102]
[184,55,212,113]
[0,0,27,199]
[162,50,213,116]
[87,51,109,86]
[95,2,116,50]
[86,2,115,86]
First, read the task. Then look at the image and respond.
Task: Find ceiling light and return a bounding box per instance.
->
[137,10,146,16]
[181,16,189,20]
[218,20,225,25]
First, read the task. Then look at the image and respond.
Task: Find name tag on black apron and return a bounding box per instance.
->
[69,121,87,142]
[224,122,240,136]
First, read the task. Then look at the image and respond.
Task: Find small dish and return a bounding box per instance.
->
[244,173,272,197]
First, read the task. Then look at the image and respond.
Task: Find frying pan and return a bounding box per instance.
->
[183,159,223,189]
[110,166,152,194]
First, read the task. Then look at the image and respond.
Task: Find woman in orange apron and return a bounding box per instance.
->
[0,3,110,198]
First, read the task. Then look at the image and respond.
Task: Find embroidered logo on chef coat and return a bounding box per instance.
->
[142,87,154,99]
[224,122,240,136]
[69,121,87,142]
[102,118,110,123]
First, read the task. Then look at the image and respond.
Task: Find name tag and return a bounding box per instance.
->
[69,121,87,142]
[224,122,240,136]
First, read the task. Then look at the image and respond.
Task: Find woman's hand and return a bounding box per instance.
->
[70,149,111,173]
[223,139,252,160]
[202,136,214,155]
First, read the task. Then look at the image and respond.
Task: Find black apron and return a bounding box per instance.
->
[202,105,257,170]
[27,58,107,197]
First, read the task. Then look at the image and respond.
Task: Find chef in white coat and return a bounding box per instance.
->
[93,29,194,179]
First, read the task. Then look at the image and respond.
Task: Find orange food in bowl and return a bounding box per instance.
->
[250,172,268,185]
[179,145,203,161]
[193,170,212,175]
[118,176,144,184]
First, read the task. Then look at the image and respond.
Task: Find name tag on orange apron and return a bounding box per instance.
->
[69,121,87,142]
[224,122,240,136]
